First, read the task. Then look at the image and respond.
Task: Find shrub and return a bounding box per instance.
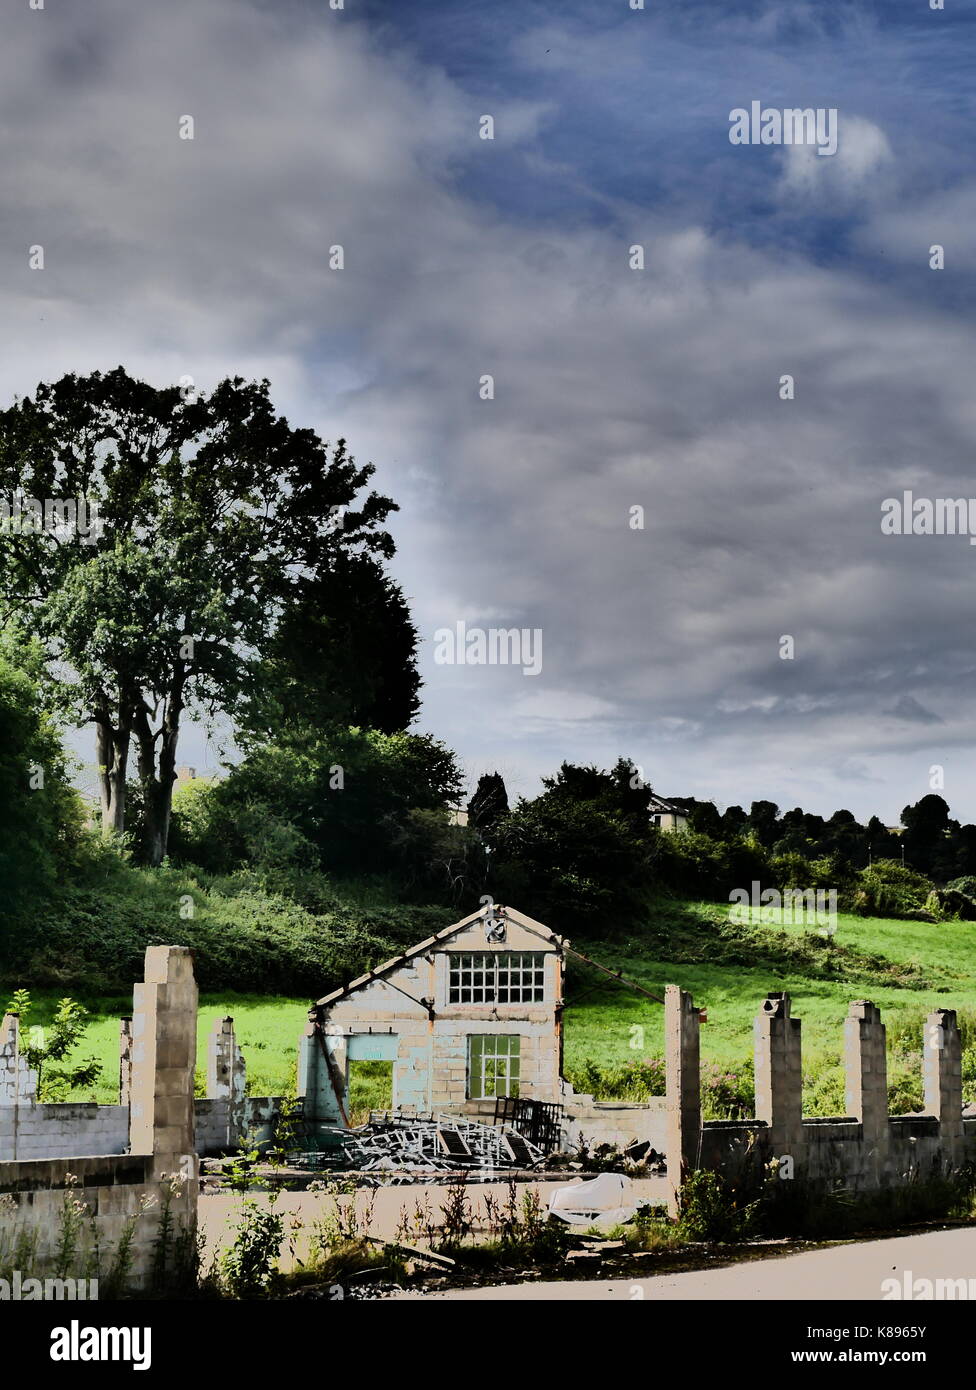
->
[701,1062,754,1120]
[563,1057,666,1101]
[849,860,934,919]
[677,1169,757,1242]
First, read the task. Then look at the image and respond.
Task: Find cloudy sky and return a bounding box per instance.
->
[5,0,976,823]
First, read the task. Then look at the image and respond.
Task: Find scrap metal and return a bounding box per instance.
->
[325,1111,547,1174]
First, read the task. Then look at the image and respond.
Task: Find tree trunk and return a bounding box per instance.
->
[95,713,131,836]
[134,683,184,868]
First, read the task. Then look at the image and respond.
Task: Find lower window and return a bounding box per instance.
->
[467,1035,521,1099]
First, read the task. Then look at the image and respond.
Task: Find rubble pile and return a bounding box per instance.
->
[339,1112,547,1174]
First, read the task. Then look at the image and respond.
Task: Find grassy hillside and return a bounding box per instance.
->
[8,896,975,1112]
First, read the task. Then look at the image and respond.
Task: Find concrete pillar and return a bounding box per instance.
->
[119,1017,133,1105]
[754,992,803,1155]
[129,945,198,1180]
[844,1000,889,1182]
[923,1008,963,1143]
[0,1013,37,1105]
[844,1000,889,1137]
[207,1016,246,1148]
[665,984,701,1216]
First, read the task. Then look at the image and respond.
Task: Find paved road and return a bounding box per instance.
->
[396,1225,976,1300]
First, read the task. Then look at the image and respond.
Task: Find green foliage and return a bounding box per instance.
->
[0,368,403,864]
[677,1169,757,1242]
[242,550,421,741]
[5,988,102,1099]
[467,772,509,832]
[490,761,655,932]
[3,835,454,996]
[852,859,936,920]
[0,648,83,941]
[564,1056,667,1101]
[171,729,464,892]
[481,1180,569,1263]
[564,1054,753,1118]
[218,1198,285,1299]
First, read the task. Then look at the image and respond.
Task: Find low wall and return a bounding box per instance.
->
[0,1097,286,1162]
[194,1097,285,1156]
[0,947,200,1293]
[699,1115,976,1192]
[563,1098,666,1152]
[666,989,976,1213]
[0,1154,195,1290]
[0,1103,129,1162]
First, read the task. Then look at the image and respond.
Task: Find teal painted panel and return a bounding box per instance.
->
[346,1033,399,1061]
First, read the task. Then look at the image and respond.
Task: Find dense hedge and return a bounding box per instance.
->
[5,850,453,996]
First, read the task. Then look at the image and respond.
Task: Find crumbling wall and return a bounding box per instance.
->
[195,1097,283,1154]
[0,1013,38,1105]
[0,1011,283,1162]
[561,1097,666,1152]
[667,989,976,1207]
[0,946,199,1291]
[301,914,563,1123]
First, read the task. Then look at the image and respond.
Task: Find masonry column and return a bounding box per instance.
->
[0,1013,38,1106]
[924,1008,963,1154]
[665,985,701,1217]
[844,1000,889,1184]
[754,993,803,1160]
[129,945,198,1182]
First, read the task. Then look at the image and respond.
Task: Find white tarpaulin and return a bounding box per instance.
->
[547,1172,638,1227]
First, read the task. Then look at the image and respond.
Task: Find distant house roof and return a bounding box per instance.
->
[649,794,687,816]
[313,904,562,1010]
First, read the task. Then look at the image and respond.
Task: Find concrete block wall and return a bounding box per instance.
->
[194,1096,284,1155]
[665,984,702,1214]
[0,947,199,1292]
[562,1097,666,1152]
[302,912,564,1124]
[673,990,976,1201]
[0,1012,283,1161]
[0,1103,129,1161]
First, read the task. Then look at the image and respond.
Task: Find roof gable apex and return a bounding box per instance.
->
[312,903,560,1009]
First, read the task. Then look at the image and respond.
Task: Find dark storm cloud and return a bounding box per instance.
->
[2,0,974,820]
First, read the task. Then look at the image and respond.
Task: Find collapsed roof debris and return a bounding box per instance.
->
[292,1111,547,1176]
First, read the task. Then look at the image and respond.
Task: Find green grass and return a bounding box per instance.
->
[2,990,309,1104]
[7,897,976,1107]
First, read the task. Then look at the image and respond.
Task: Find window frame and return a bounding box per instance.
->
[446,951,547,1005]
[466,1034,521,1100]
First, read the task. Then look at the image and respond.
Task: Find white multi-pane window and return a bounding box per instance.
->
[467,1035,521,1099]
[447,952,546,1004]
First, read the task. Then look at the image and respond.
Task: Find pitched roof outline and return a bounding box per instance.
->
[312,904,562,1009]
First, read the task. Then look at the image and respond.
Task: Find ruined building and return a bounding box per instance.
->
[299,904,565,1122]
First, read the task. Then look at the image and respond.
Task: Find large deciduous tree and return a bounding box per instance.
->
[0,368,406,865]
